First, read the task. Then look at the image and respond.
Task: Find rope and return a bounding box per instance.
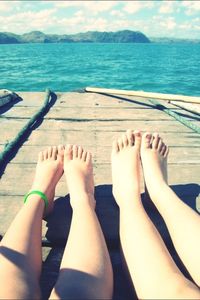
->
[0,89,52,174]
[84,89,200,134]
[148,98,200,134]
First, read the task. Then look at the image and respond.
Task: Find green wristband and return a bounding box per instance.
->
[24,190,48,209]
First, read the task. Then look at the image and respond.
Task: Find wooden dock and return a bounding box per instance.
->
[0,91,199,299]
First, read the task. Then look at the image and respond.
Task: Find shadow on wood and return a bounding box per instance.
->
[41,183,199,299]
[89,91,155,109]
[0,94,22,115]
[0,92,57,178]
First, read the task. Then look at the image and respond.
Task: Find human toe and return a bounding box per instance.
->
[141,132,152,149]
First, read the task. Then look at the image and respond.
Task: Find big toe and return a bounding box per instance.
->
[133,130,141,148]
[112,140,119,154]
[58,144,64,160]
[64,144,73,162]
[141,132,152,150]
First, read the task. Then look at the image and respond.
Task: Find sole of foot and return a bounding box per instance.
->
[30,145,64,217]
[111,129,142,208]
[141,132,169,199]
[64,144,95,210]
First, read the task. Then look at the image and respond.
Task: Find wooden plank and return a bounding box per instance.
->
[83,92,192,111]
[1,106,174,120]
[94,132,200,147]
[94,163,200,186]
[1,129,199,149]
[0,118,195,134]
[0,164,67,196]
[11,92,200,125]
[8,145,96,163]
[53,94,180,110]
[13,130,199,147]
[16,91,181,109]
[10,91,199,125]
[7,145,200,164]
[56,93,153,108]
[0,118,31,131]
[0,195,48,236]
[1,106,40,118]
[0,129,95,145]
[15,92,46,107]
[85,87,200,104]
[171,109,200,121]
[2,105,199,124]
[170,101,200,115]
[0,163,199,196]
[35,119,199,134]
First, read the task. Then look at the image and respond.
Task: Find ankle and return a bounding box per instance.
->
[147,181,169,201]
[113,186,141,204]
[116,194,142,210]
[23,194,45,212]
[70,193,96,211]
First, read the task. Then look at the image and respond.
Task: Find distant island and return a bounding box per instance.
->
[0,30,150,44]
[1,30,199,45]
[150,37,200,44]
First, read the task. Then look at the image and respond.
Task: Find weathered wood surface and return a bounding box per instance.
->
[85,86,200,104]
[2,143,200,164]
[0,91,199,300]
[0,91,199,219]
[170,100,200,115]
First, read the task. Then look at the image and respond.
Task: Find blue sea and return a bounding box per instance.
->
[0,43,200,96]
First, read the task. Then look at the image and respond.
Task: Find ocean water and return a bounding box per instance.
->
[0,43,200,96]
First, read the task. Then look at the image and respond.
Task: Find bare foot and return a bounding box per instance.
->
[64,145,95,210]
[111,130,142,208]
[141,132,169,199]
[30,145,64,216]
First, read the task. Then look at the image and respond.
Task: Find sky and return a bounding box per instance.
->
[0,1,200,39]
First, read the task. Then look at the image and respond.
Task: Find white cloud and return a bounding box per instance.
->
[0,8,56,33]
[54,1,117,15]
[83,1,117,14]
[74,10,83,17]
[193,18,200,23]
[154,17,177,31]
[110,10,124,18]
[57,15,85,30]
[54,1,84,8]
[159,2,175,14]
[123,2,142,14]
[193,25,200,31]
[145,16,179,36]
[0,1,19,12]
[123,1,154,14]
[179,23,192,30]
[0,2,10,12]
[83,17,109,31]
[182,1,200,15]
[165,18,176,30]
[159,17,177,31]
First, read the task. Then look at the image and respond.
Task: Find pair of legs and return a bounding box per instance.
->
[112,130,200,299]
[0,130,200,299]
[0,145,113,299]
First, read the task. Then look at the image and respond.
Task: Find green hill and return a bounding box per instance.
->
[0,30,150,44]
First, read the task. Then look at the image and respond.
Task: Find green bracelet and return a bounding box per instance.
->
[24,190,48,209]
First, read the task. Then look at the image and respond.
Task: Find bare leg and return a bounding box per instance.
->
[141,132,200,287]
[0,146,64,299]
[112,130,200,299]
[50,145,113,300]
